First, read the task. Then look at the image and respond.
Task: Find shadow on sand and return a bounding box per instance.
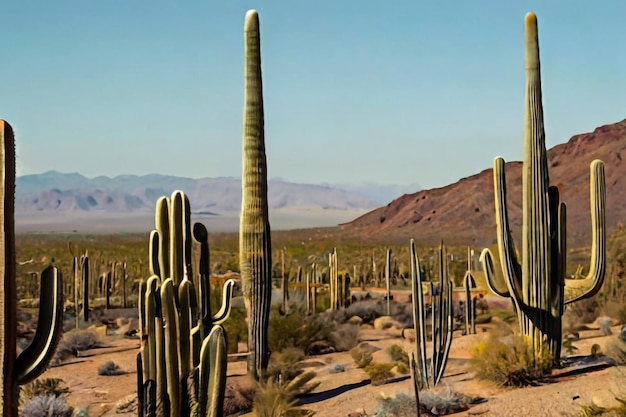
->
[297,379,372,405]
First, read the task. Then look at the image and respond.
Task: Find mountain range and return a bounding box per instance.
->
[339,118,626,248]
[15,172,419,216]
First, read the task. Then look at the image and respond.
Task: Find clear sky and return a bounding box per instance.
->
[2,1,625,189]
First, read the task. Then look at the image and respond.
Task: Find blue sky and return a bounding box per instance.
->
[2,1,625,190]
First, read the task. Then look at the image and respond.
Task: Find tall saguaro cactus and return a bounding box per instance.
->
[240,9,273,381]
[1,121,64,417]
[480,12,606,363]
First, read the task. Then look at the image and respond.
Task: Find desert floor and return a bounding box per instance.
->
[33,303,625,417]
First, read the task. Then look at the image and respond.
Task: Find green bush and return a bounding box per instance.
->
[470,333,553,386]
[268,309,334,355]
[387,344,409,366]
[350,347,373,368]
[364,362,395,382]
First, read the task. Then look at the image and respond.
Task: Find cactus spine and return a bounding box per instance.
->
[1,121,64,417]
[139,191,233,417]
[409,239,453,389]
[240,9,273,381]
[480,12,606,363]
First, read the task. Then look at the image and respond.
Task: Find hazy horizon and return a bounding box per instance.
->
[3,1,625,189]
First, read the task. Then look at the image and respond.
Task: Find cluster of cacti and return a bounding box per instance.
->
[462,247,477,335]
[480,12,606,363]
[1,120,64,417]
[409,239,454,389]
[137,190,234,417]
[240,9,273,381]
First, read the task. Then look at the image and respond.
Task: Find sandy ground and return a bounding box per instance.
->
[32,314,626,417]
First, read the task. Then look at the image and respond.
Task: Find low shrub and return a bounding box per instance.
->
[224,379,256,417]
[21,378,70,401]
[329,323,359,352]
[374,388,476,417]
[253,372,317,417]
[328,364,347,374]
[55,329,101,362]
[364,362,395,382]
[469,333,553,386]
[98,360,124,376]
[268,309,334,355]
[21,395,73,417]
[350,347,373,368]
[267,347,306,382]
[387,344,409,367]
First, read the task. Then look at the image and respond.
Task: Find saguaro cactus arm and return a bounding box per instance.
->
[564,160,606,304]
[479,157,523,301]
[15,266,63,384]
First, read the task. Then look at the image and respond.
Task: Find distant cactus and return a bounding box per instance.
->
[480,12,606,364]
[0,121,64,417]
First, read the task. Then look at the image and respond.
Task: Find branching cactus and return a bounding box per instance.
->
[409,239,453,389]
[138,190,233,417]
[480,12,606,363]
[240,9,273,381]
[1,120,64,417]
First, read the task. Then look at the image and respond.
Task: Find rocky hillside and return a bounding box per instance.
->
[340,119,626,248]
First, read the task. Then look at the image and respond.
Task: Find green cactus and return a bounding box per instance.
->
[138,190,233,417]
[329,248,339,310]
[240,9,273,381]
[1,120,64,417]
[409,239,453,389]
[385,248,392,316]
[479,12,606,363]
[463,247,477,335]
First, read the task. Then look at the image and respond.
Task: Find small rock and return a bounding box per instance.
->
[374,316,400,330]
[348,316,363,325]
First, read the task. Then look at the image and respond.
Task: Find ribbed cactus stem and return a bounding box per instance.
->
[385,249,391,316]
[1,121,64,416]
[240,9,272,380]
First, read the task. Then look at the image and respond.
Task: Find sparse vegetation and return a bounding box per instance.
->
[374,388,477,417]
[55,329,101,362]
[470,333,553,387]
[350,347,373,368]
[21,378,70,402]
[21,395,73,417]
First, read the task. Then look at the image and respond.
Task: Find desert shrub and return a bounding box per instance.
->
[562,340,579,356]
[328,364,347,374]
[224,379,256,417]
[374,388,475,417]
[55,329,101,362]
[267,347,306,382]
[605,326,626,365]
[350,347,373,368]
[253,372,317,417]
[329,323,359,352]
[387,344,409,366]
[21,395,73,417]
[268,309,334,355]
[475,309,518,325]
[98,360,124,376]
[344,300,384,324]
[591,343,602,357]
[470,333,553,386]
[364,362,395,382]
[21,378,70,401]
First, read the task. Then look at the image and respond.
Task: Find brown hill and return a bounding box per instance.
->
[340,118,626,248]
